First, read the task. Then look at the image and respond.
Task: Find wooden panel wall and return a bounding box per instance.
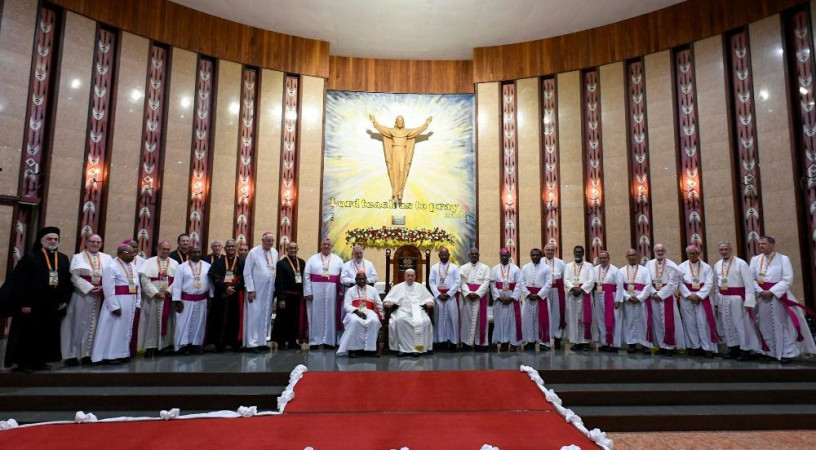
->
[328,56,473,93]
[49,0,330,78]
[473,0,807,82]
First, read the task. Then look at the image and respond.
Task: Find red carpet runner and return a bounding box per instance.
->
[0,370,599,449]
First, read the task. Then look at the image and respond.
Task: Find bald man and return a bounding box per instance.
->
[340,245,378,287]
[647,244,685,355]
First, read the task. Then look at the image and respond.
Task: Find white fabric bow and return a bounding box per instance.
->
[589,429,614,449]
[160,408,180,420]
[74,411,98,423]
[237,406,257,417]
[0,419,19,431]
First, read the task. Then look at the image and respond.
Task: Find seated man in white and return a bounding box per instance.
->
[337,271,383,358]
[384,269,434,356]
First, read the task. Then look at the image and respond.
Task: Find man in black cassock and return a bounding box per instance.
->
[169,233,191,264]
[207,239,244,352]
[1,226,72,372]
[272,241,306,350]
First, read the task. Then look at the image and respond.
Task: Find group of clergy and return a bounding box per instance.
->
[426,237,814,364]
[3,225,815,372]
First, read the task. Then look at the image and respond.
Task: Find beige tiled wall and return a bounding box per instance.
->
[206,60,241,245]
[43,12,95,254]
[295,75,325,255]
[104,32,148,245]
[645,51,683,262]
[0,0,36,196]
[750,14,804,300]
[252,69,283,246]
[157,48,196,244]
[557,71,585,252]
[600,62,631,263]
[516,77,542,255]
[695,35,738,260]
[477,82,500,260]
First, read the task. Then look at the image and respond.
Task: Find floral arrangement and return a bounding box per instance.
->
[345,226,454,250]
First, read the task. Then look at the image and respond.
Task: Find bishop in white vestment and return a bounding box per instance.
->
[647,244,686,354]
[713,242,759,359]
[592,251,624,351]
[337,272,383,356]
[428,247,460,347]
[61,234,112,364]
[172,246,213,353]
[459,248,491,348]
[303,238,344,346]
[91,244,141,364]
[563,246,594,351]
[243,232,278,350]
[491,248,522,348]
[542,244,567,347]
[678,245,718,355]
[520,248,553,347]
[385,269,434,355]
[340,245,378,287]
[137,240,178,355]
[621,249,653,352]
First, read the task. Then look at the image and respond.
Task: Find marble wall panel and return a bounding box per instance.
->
[103,32,147,245]
[477,82,501,260]
[206,60,241,245]
[645,51,683,261]
[516,77,543,254]
[252,69,283,245]
[556,71,585,252]
[43,12,95,255]
[295,75,325,255]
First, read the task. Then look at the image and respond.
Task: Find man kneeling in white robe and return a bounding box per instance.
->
[337,272,383,357]
[384,269,434,356]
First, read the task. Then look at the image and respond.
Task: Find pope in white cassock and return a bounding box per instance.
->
[428,247,460,348]
[621,249,653,353]
[678,245,718,356]
[459,248,491,348]
[91,243,141,364]
[563,246,594,351]
[303,238,344,346]
[337,272,383,357]
[340,245,378,287]
[61,234,112,365]
[520,248,553,348]
[647,243,686,355]
[491,248,523,349]
[384,269,434,355]
[243,232,278,351]
[713,242,759,360]
[592,251,624,352]
[172,245,213,353]
[750,236,816,363]
[137,239,178,356]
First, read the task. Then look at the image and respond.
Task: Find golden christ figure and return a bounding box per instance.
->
[369,114,433,202]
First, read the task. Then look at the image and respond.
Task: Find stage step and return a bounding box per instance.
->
[0,410,218,425]
[572,404,816,432]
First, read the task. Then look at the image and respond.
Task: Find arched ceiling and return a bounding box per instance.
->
[169,0,685,60]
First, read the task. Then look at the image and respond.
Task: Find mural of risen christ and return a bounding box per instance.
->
[369,114,432,202]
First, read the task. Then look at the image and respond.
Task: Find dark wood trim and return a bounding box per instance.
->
[624,59,637,252]
[246,66,260,248]
[153,42,172,250]
[200,58,218,249]
[721,30,746,259]
[274,73,287,251]
[671,46,689,259]
[579,70,590,257]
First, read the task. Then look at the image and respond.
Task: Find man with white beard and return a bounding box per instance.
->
[491,248,522,351]
[542,244,566,349]
[592,251,624,352]
[647,243,685,356]
[384,269,434,356]
[520,248,552,350]
[337,272,383,357]
[621,249,653,354]
[61,234,112,365]
[750,236,816,363]
[172,244,212,354]
[91,243,141,364]
[713,241,759,360]
[243,232,278,352]
[303,238,344,348]
[428,247,460,351]
[564,246,594,351]
[678,245,718,357]
[137,239,178,357]
[340,245,378,287]
[459,247,491,350]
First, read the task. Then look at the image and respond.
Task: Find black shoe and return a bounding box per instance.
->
[32,363,51,370]
[348,350,358,358]
[723,346,740,359]
[461,344,473,351]
[104,359,123,365]
[642,347,652,355]
[12,365,33,373]
[554,338,562,349]
[569,344,581,351]
[705,351,715,358]
[246,347,260,354]
[396,351,406,357]
[64,358,80,366]
[736,351,752,361]
[180,346,191,355]
[81,356,92,364]
[598,345,608,352]
[192,346,205,354]
[663,349,674,356]
[143,349,155,358]
[309,345,320,350]
[628,344,636,353]
[779,357,792,364]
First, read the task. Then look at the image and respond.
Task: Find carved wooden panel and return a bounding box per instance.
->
[626,59,654,264]
[77,27,117,250]
[501,82,519,262]
[674,47,706,257]
[540,77,561,255]
[13,6,59,264]
[726,30,764,257]
[186,56,215,246]
[582,69,605,262]
[134,43,168,257]
[277,75,299,253]
[234,67,258,246]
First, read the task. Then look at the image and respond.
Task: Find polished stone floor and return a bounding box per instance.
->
[2,338,814,373]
